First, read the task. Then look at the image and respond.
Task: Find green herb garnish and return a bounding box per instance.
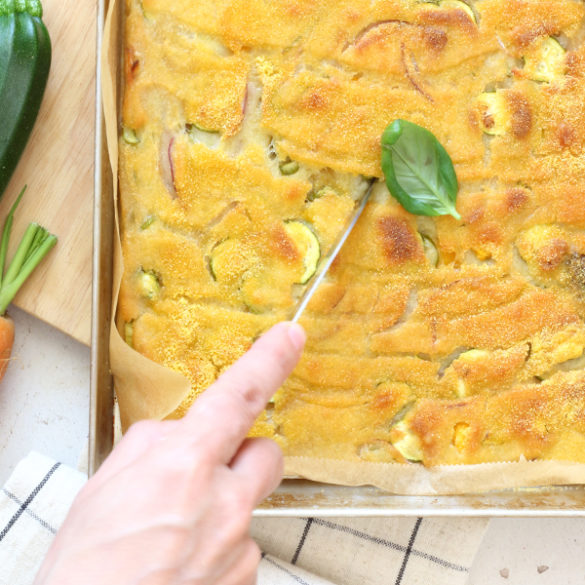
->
[381,119,461,220]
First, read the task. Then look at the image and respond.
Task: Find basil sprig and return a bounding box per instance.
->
[381,119,461,220]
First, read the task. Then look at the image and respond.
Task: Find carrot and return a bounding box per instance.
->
[0,186,57,382]
[0,316,14,380]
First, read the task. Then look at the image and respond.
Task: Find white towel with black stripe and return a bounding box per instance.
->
[252,516,488,585]
[0,453,86,584]
[0,452,488,585]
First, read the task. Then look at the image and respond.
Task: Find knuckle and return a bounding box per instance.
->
[189,394,219,421]
[234,375,263,408]
[181,437,216,467]
[232,376,266,416]
[188,393,250,441]
[166,442,216,484]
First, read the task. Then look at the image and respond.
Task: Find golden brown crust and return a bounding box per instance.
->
[119,0,585,466]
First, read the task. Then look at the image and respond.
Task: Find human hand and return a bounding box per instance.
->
[34,321,306,585]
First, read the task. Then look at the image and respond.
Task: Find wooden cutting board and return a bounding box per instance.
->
[0,0,96,346]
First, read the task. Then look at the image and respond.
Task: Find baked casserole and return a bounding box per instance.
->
[117,0,585,467]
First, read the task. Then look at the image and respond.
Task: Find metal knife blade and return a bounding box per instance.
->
[291,182,375,323]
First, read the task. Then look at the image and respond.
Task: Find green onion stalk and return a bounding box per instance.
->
[0,185,57,315]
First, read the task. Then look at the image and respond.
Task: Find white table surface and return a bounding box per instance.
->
[0,307,584,584]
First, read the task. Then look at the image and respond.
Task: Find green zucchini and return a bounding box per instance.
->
[390,419,423,462]
[420,234,439,267]
[124,321,134,348]
[523,37,566,83]
[0,0,51,198]
[389,403,423,463]
[283,220,320,284]
[137,268,162,301]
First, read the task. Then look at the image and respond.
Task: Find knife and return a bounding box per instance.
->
[291,181,375,323]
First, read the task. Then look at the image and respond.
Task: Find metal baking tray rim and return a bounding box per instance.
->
[90,0,585,517]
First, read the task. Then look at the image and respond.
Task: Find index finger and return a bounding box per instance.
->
[180,321,306,462]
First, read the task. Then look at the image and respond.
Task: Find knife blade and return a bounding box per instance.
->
[291,181,375,323]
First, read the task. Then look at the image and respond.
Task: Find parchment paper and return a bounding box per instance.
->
[102,0,192,432]
[102,0,585,496]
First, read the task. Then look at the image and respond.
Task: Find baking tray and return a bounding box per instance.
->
[90,0,585,516]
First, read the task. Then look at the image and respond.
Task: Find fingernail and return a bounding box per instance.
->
[286,322,306,352]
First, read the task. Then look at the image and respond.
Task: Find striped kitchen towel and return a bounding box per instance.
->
[0,452,86,585]
[0,452,488,585]
[252,516,488,585]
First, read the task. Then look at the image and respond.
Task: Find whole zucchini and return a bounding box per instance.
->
[0,0,51,198]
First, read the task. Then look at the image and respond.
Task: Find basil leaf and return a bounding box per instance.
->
[381,119,461,220]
